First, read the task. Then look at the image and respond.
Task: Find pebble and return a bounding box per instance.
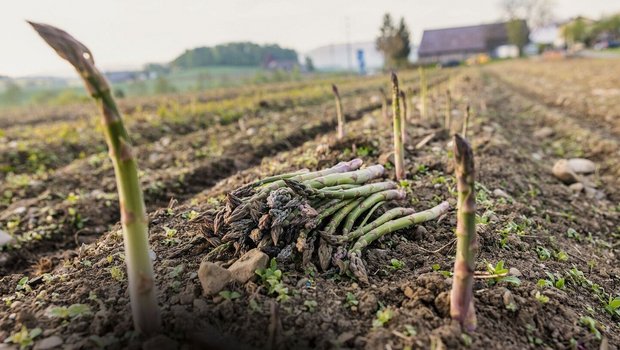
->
[568,182,584,193]
[492,188,511,199]
[567,158,596,174]
[502,290,517,311]
[552,159,579,184]
[509,267,522,277]
[533,127,554,139]
[198,261,232,296]
[0,230,15,248]
[33,336,63,350]
[227,249,268,283]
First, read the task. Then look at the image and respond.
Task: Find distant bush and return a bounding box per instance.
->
[171,42,298,69]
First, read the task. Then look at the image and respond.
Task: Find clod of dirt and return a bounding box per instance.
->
[33,336,63,350]
[141,335,178,350]
[533,126,555,139]
[566,158,596,174]
[492,188,511,200]
[357,292,378,315]
[0,230,15,247]
[198,261,232,296]
[552,159,579,184]
[227,248,268,283]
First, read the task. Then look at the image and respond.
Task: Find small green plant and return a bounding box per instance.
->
[566,228,582,241]
[537,272,565,290]
[48,303,92,319]
[553,250,569,262]
[183,210,199,221]
[304,300,318,312]
[6,325,42,349]
[345,292,359,310]
[535,291,549,303]
[604,296,620,318]
[486,260,520,285]
[256,258,289,302]
[372,307,394,328]
[579,316,601,340]
[15,277,31,293]
[219,290,241,301]
[162,226,179,246]
[536,246,551,261]
[109,266,125,281]
[388,258,405,270]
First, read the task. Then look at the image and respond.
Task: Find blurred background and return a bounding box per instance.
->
[1,0,619,109]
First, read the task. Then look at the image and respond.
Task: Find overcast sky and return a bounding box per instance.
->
[2,0,618,77]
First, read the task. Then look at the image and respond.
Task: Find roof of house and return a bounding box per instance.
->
[418,21,526,57]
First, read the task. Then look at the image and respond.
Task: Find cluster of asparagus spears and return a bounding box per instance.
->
[203,159,449,283]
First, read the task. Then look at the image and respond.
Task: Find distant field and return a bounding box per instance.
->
[0,65,324,109]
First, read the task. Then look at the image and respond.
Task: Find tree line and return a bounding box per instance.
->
[170,42,298,69]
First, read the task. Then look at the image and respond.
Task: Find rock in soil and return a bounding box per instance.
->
[33,336,63,350]
[566,158,596,174]
[533,126,554,139]
[493,188,511,199]
[552,159,579,184]
[227,248,268,283]
[198,261,232,296]
[0,230,15,248]
[569,182,584,193]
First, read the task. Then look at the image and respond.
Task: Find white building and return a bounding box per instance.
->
[304,41,418,72]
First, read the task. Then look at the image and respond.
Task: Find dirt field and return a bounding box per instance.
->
[0,58,618,349]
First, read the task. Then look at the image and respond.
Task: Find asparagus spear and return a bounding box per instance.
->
[285,180,396,200]
[348,201,450,284]
[341,189,405,234]
[450,134,478,332]
[462,105,471,139]
[379,87,389,122]
[445,89,452,132]
[399,90,408,145]
[338,207,416,243]
[333,84,345,139]
[419,66,428,120]
[303,164,385,189]
[391,73,405,180]
[318,197,365,270]
[29,22,161,335]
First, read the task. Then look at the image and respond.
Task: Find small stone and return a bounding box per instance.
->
[337,332,355,345]
[533,127,554,139]
[569,182,584,193]
[227,249,269,283]
[198,261,232,296]
[493,188,511,199]
[404,286,415,299]
[502,290,517,311]
[509,267,522,277]
[0,230,15,248]
[33,336,63,350]
[141,335,178,350]
[552,159,578,184]
[415,226,428,236]
[567,158,595,174]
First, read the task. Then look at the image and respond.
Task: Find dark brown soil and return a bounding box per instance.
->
[0,63,618,350]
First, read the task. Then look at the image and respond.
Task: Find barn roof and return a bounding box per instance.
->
[418,21,526,57]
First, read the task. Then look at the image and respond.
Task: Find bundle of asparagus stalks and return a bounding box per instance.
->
[203,159,449,283]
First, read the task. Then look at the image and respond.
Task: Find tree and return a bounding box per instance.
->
[376,14,411,68]
[506,19,530,55]
[395,18,411,65]
[563,17,589,45]
[501,0,555,29]
[305,56,315,72]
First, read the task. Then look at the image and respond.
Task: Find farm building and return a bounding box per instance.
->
[418,21,528,64]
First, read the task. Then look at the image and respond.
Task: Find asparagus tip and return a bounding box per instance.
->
[399,90,406,100]
[332,84,339,96]
[453,134,474,174]
[390,71,399,87]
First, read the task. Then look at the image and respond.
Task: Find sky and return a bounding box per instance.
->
[2,0,619,77]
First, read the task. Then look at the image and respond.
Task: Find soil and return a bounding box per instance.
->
[0,60,618,350]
